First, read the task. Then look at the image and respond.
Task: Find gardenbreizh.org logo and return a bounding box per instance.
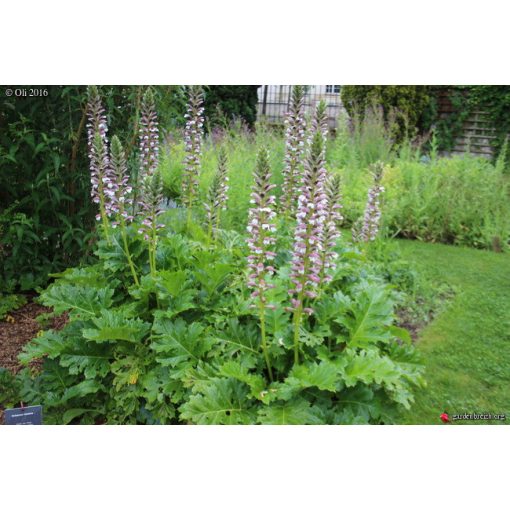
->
[439,411,506,423]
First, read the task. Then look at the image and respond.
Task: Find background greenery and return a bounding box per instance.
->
[161,117,510,251]
[204,86,260,129]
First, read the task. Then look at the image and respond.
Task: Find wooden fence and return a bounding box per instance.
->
[436,89,497,158]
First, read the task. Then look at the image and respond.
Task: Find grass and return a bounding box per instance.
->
[393,238,510,424]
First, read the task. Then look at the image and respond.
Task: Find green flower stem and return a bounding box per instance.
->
[98,193,111,244]
[258,300,274,382]
[149,222,157,278]
[120,217,139,286]
[215,209,222,235]
[187,206,193,232]
[292,301,303,365]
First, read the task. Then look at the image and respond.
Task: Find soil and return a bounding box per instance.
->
[0,300,68,374]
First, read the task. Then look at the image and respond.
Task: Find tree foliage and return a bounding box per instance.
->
[203,86,260,129]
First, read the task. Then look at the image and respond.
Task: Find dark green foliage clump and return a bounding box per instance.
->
[204,86,260,129]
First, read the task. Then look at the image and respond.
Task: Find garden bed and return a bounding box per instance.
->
[0,300,67,373]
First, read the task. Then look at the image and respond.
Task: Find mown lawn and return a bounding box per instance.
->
[393,239,510,424]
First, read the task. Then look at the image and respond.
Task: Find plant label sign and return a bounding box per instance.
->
[4,405,43,425]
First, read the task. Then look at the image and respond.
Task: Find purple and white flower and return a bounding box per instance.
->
[355,161,385,242]
[281,85,307,214]
[110,135,134,226]
[204,146,229,236]
[246,148,277,308]
[86,85,115,220]
[182,86,204,209]
[137,89,164,240]
[288,102,329,314]
[319,173,343,282]
[138,88,159,179]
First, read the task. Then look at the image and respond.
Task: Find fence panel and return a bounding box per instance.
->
[257,85,345,129]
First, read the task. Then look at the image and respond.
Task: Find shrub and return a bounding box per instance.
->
[341,85,433,142]
[0,293,27,320]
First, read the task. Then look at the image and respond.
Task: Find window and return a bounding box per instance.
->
[326,85,341,94]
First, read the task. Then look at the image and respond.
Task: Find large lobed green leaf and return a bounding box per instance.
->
[335,283,394,348]
[179,378,257,424]
[151,318,214,375]
[83,310,151,343]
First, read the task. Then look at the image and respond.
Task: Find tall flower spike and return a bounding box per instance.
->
[288,104,329,315]
[288,103,330,364]
[138,171,165,241]
[182,85,205,211]
[139,88,160,179]
[357,161,385,242]
[309,99,328,159]
[319,173,343,284]
[86,86,115,221]
[246,147,277,381]
[137,90,163,275]
[281,85,307,215]
[110,135,134,225]
[246,148,278,305]
[204,146,229,239]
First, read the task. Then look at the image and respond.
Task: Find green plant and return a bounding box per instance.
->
[14,89,424,424]
[0,368,21,408]
[341,86,433,142]
[204,86,260,130]
[330,106,396,170]
[381,156,510,249]
[17,224,425,424]
[0,293,27,320]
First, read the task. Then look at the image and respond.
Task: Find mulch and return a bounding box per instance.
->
[0,300,68,375]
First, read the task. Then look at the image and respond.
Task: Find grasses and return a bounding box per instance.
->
[394,239,510,424]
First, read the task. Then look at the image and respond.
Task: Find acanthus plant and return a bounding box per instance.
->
[281,85,307,218]
[204,146,229,241]
[354,161,385,243]
[246,148,277,381]
[288,102,329,363]
[16,89,426,425]
[182,85,205,227]
[137,89,164,277]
